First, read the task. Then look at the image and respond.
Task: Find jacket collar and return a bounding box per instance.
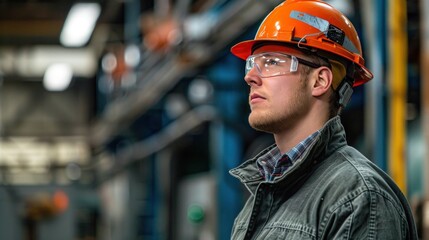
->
[229,116,347,194]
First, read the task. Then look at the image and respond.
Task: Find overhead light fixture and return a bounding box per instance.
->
[60,3,101,47]
[43,63,73,91]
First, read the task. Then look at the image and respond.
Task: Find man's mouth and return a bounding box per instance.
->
[250,93,266,103]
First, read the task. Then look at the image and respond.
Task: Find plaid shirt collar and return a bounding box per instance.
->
[257,130,321,182]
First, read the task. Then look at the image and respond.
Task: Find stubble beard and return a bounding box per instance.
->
[248,78,309,134]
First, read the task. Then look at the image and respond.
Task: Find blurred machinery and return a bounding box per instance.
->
[23,190,69,240]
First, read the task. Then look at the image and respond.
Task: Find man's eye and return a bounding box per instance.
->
[265,58,280,66]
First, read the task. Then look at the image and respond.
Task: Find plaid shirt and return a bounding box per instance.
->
[257,130,321,182]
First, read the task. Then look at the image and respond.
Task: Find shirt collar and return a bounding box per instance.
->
[257,130,321,181]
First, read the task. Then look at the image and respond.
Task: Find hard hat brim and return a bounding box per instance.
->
[231,39,269,60]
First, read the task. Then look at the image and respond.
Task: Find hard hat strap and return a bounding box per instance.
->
[336,59,356,109]
[337,78,354,108]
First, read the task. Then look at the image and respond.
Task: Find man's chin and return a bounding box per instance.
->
[249,120,274,134]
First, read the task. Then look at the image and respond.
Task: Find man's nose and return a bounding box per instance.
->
[244,65,262,87]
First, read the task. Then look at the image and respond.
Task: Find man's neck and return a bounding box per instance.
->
[274,113,328,154]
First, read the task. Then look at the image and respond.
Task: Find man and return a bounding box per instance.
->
[228,0,418,239]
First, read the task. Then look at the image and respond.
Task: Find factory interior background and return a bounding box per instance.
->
[0,0,428,239]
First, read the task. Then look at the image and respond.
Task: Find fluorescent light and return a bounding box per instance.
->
[60,3,101,47]
[43,63,73,91]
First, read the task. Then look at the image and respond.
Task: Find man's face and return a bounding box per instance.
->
[245,45,314,134]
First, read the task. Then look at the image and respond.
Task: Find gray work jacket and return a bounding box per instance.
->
[229,117,418,239]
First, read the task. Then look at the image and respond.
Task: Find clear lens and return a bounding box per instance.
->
[245,52,299,77]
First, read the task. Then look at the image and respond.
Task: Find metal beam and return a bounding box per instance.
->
[96,106,217,180]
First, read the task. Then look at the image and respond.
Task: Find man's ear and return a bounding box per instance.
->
[311,67,333,97]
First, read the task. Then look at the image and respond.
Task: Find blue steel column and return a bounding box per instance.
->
[362,0,387,171]
[124,0,140,44]
[211,96,243,240]
[209,56,245,240]
[374,0,387,172]
[123,1,151,239]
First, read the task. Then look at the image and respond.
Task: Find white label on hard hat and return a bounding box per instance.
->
[290,10,359,54]
[290,10,330,32]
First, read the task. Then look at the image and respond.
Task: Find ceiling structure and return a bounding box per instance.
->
[0,0,124,78]
[0,0,126,184]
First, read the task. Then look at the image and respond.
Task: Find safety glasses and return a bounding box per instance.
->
[245,52,321,77]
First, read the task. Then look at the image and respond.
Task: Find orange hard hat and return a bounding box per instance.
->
[231,0,373,87]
